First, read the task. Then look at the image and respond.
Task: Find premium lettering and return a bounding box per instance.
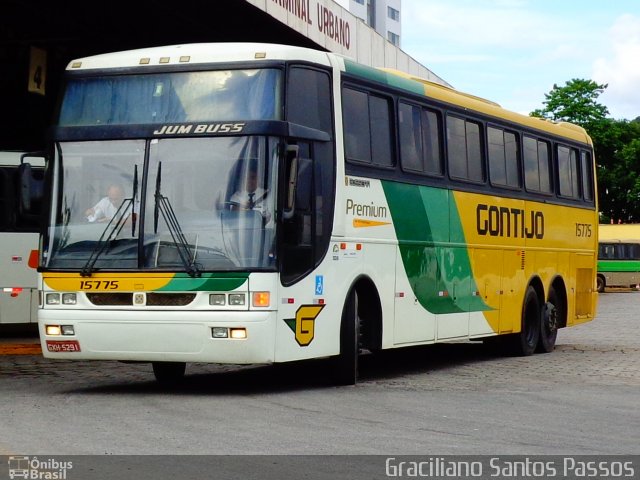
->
[346,199,387,218]
[476,204,544,239]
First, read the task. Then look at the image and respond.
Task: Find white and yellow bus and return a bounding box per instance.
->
[32,43,598,385]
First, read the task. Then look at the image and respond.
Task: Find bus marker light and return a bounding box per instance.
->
[252,292,270,307]
[210,294,226,306]
[282,298,295,304]
[230,328,247,339]
[46,293,61,305]
[211,327,228,338]
[356,244,362,250]
[313,298,325,305]
[340,243,346,249]
[46,325,62,336]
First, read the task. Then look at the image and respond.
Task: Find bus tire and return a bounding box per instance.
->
[332,289,360,386]
[537,288,561,353]
[596,275,605,293]
[152,361,186,386]
[506,285,540,356]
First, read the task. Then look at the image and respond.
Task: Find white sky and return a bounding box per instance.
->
[400,0,640,120]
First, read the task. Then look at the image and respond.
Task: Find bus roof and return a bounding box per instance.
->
[64,42,591,146]
[599,224,640,242]
[370,67,592,145]
[65,43,334,71]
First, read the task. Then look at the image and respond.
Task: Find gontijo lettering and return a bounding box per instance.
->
[476,204,544,239]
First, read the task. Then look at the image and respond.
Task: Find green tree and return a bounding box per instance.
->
[531,79,609,130]
[531,80,640,222]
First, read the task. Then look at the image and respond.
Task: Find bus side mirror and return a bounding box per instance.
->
[18,152,46,216]
[283,145,299,220]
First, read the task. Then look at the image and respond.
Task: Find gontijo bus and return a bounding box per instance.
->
[32,43,598,385]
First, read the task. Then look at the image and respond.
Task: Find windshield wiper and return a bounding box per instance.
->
[154,161,201,277]
[80,197,134,277]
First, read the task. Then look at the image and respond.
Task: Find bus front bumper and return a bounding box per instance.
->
[38,309,276,364]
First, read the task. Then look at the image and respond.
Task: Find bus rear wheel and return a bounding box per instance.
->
[152,361,186,386]
[596,275,605,293]
[537,288,561,353]
[332,289,360,386]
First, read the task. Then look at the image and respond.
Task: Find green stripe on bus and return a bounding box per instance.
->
[382,181,490,314]
[597,261,640,272]
[158,272,249,292]
[344,60,425,96]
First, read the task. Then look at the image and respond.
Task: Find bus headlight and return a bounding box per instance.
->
[209,294,226,306]
[228,294,245,306]
[62,293,77,305]
[46,293,61,305]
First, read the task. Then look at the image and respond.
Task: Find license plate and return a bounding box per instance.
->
[46,340,81,352]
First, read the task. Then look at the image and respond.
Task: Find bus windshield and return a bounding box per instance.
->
[44,136,278,272]
[59,69,282,125]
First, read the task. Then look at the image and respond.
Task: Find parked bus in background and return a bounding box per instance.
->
[28,43,598,385]
[597,224,640,292]
[0,152,45,327]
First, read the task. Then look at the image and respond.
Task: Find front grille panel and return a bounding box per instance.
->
[86,292,196,306]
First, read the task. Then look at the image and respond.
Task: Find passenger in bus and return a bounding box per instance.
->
[85,184,125,222]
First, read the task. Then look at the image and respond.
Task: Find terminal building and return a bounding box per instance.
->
[1,0,446,152]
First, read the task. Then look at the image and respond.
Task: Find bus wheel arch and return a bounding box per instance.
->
[332,276,382,385]
[537,277,566,353]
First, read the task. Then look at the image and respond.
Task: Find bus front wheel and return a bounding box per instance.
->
[332,289,360,386]
[152,361,186,386]
[596,275,605,293]
[504,285,541,356]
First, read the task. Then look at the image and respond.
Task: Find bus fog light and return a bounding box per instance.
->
[230,328,247,339]
[62,293,77,305]
[46,325,61,336]
[211,327,228,338]
[46,293,61,305]
[61,325,75,335]
[229,294,245,306]
[209,294,226,306]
